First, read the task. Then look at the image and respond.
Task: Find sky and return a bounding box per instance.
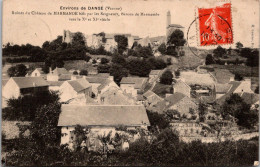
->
[2,0,259,49]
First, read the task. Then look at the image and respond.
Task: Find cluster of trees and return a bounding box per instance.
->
[220,94,258,129]
[7,64,27,77]
[207,42,259,67]
[97,54,167,84]
[160,70,173,85]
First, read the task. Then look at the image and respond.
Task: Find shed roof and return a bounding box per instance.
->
[58,105,150,126]
[120,77,148,89]
[12,77,49,89]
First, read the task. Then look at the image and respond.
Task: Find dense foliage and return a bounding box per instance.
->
[3,91,60,121]
[160,70,173,85]
[7,64,27,77]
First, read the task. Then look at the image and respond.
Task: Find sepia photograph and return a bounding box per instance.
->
[1,0,259,166]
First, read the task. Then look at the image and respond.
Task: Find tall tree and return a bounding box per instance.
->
[167,29,186,56]
[114,35,128,54]
[213,46,226,58]
[160,70,173,85]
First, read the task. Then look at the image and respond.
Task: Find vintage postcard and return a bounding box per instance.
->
[1,0,259,166]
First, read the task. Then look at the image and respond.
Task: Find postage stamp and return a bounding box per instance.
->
[198,3,233,46]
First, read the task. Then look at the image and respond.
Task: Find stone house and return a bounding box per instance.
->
[120,77,148,97]
[2,77,49,99]
[59,78,92,102]
[58,104,150,150]
[47,67,71,81]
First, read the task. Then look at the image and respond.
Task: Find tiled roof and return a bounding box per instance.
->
[173,80,191,89]
[213,69,234,84]
[120,77,148,89]
[12,77,49,89]
[85,77,107,84]
[215,83,232,93]
[59,74,72,80]
[47,81,64,86]
[149,70,162,75]
[165,92,187,106]
[239,92,259,105]
[143,90,155,98]
[216,81,241,104]
[58,105,150,126]
[67,78,91,93]
[2,79,8,87]
[51,68,69,75]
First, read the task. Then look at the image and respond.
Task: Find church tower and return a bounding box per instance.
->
[166,11,171,28]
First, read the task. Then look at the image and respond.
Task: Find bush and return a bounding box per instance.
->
[73,71,78,75]
[101,58,109,64]
[158,43,167,55]
[97,64,110,73]
[205,54,215,65]
[7,64,27,77]
[160,70,173,85]
[79,70,88,76]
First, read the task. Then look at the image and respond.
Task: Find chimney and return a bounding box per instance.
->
[33,82,36,87]
[229,76,234,81]
[49,67,52,74]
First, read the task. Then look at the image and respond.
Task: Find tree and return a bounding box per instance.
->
[213,46,226,57]
[111,54,126,66]
[246,50,259,67]
[73,125,89,151]
[114,35,128,54]
[255,85,259,94]
[221,94,257,128]
[127,59,151,77]
[146,110,170,133]
[73,71,78,75]
[205,54,215,65]
[240,48,252,58]
[158,43,167,55]
[7,64,27,77]
[72,32,86,47]
[101,58,109,64]
[198,102,207,122]
[98,64,111,73]
[167,29,186,56]
[5,91,60,121]
[236,42,243,49]
[234,73,243,81]
[109,64,128,85]
[167,29,186,47]
[174,70,180,78]
[79,70,88,76]
[160,70,173,85]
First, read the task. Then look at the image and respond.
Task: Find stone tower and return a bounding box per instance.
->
[167,11,171,29]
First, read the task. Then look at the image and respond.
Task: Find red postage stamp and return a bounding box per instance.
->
[198,3,233,46]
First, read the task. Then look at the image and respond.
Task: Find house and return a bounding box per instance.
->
[97,86,137,105]
[212,69,234,84]
[148,70,164,83]
[215,83,232,99]
[96,76,119,95]
[85,76,113,96]
[120,77,148,97]
[143,90,163,107]
[30,68,46,79]
[47,67,71,81]
[58,104,150,150]
[151,92,198,116]
[59,78,92,102]
[47,81,64,91]
[2,77,49,99]
[173,79,191,97]
[216,79,254,104]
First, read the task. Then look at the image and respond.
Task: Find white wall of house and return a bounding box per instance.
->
[31,69,41,77]
[47,74,59,81]
[168,97,198,115]
[60,82,78,102]
[216,93,225,99]
[233,80,253,93]
[90,83,101,96]
[2,78,20,99]
[120,84,137,97]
